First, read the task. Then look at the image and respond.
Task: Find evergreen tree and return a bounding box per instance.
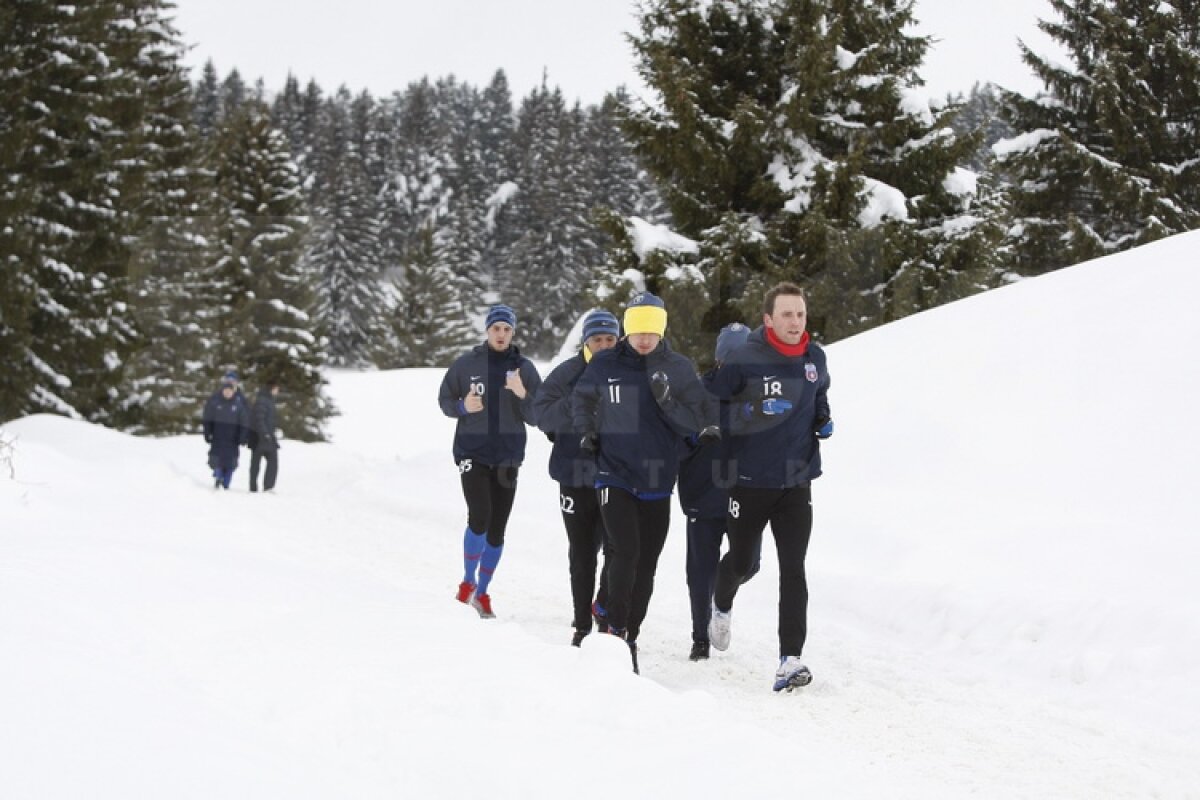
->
[115,2,213,434]
[389,225,476,367]
[193,59,223,138]
[616,0,998,349]
[306,87,391,366]
[208,104,332,440]
[998,0,1200,275]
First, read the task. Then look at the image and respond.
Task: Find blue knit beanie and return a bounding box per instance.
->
[485,304,517,330]
[715,322,751,364]
[581,310,620,342]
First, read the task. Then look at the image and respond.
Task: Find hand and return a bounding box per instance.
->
[649,371,670,403]
[579,433,599,455]
[204,432,213,444]
[505,369,527,399]
[696,425,721,445]
[742,398,793,419]
[815,418,834,439]
[463,389,484,414]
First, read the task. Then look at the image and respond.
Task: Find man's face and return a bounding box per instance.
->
[221,385,235,398]
[487,323,514,351]
[627,332,661,355]
[765,294,807,345]
[585,333,618,355]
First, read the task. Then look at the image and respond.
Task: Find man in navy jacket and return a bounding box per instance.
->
[572,292,715,672]
[704,282,833,691]
[438,304,542,619]
[532,309,620,646]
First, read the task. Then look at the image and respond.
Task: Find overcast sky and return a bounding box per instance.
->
[169,0,1063,104]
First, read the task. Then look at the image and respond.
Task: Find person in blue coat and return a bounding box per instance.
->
[704,282,833,691]
[438,304,542,619]
[202,371,250,490]
[572,292,717,672]
[532,309,620,647]
[677,322,762,661]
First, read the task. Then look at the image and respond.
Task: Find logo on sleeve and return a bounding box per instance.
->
[805,363,818,383]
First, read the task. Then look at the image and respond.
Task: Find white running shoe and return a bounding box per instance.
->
[708,603,732,651]
[773,656,812,692]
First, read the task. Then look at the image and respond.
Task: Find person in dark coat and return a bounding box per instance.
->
[532,309,620,647]
[437,304,542,619]
[202,371,250,490]
[705,282,833,691]
[677,322,762,662]
[249,381,280,493]
[572,292,717,673]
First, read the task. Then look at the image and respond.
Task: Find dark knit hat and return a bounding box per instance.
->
[221,370,239,386]
[623,292,667,336]
[715,322,751,364]
[581,310,620,342]
[485,304,517,330]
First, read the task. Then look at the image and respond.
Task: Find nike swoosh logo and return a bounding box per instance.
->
[470,376,481,380]
[607,378,621,383]
[763,375,777,381]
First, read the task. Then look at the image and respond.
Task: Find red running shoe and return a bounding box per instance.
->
[469,593,495,619]
[456,581,476,604]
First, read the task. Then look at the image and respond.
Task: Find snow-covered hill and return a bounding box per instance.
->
[3,233,1199,798]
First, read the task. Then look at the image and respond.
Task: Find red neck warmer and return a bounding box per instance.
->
[765,327,810,357]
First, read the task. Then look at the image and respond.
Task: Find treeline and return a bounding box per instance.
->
[3,0,1198,439]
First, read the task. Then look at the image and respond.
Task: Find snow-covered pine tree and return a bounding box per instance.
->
[207,104,332,440]
[384,78,452,265]
[0,0,41,422]
[193,59,223,139]
[618,0,998,348]
[4,0,174,421]
[306,87,391,367]
[997,0,1200,275]
[477,70,518,287]
[114,0,214,434]
[388,224,476,367]
[501,84,598,358]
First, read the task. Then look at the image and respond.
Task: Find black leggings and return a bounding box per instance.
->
[459,460,519,548]
[560,484,609,631]
[715,486,813,657]
[598,486,671,642]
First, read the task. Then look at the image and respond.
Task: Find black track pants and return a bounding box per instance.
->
[714,486,813,657]
[559,484,609,631]
[598,486,671,642]
[249,447,278,492]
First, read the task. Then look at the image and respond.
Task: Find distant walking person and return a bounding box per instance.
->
[202,371,249,490]
[677,322,761,661]
[438,305,542,619]
[573,292,716,672]
[706,283,833,691]
[532,309,621,647]
[249,381,281,493]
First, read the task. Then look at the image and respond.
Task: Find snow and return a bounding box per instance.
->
[626,216,698,259]
[857,177,909,226]
[4,232,1200,797]
[942,166,978,198]
[992,128,1059,159]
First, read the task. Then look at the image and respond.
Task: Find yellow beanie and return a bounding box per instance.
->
[623,292,667,337]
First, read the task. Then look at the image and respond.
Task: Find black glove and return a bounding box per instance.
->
[649,371,670,403]
[203,432,213,444]
[579,433,599,455]
[696,425,721,445]
[814,417,834,439]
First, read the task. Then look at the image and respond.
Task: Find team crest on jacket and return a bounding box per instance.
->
[805,362,818,383]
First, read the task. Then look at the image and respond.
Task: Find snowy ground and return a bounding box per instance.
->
[3,233,1199,798]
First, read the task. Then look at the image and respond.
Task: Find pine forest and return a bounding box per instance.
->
[2,0,1198,438]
